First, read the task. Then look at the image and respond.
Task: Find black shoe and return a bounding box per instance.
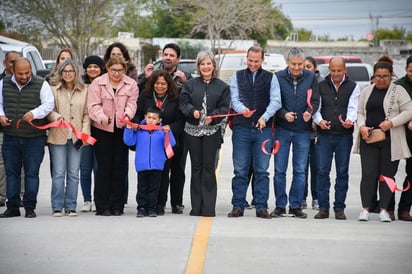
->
[227,208,243,217]
[334,210,346,220]
[0,207,21,218]
[157,206,165,216]
[100,209,111,216]
[270,207,286,218]
[136,209,145,218]
[25,208,36,218]
[256,210,272,219]
[172,205,184,214]
[111,209,123,216]
[288,208,307,218]
[148,211,157,217]
[314,209,330,219]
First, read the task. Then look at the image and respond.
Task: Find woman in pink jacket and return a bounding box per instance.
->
[87,55,138,216]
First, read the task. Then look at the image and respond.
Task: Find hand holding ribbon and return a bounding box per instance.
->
[338,114,353,128]
[119,117,174,158]
[16,119,96,145]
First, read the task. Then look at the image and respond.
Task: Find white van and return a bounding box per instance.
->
[0,44,48,77]
[215,53,286,84]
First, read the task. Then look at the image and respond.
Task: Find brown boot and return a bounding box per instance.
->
[398,211,412,221]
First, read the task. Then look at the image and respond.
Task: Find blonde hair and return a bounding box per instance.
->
[50,59,85,91]
[196,51,218,78]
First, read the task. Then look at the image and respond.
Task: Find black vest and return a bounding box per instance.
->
[2,75,48,137]
[233,68,273,128]
[318,77,356,135]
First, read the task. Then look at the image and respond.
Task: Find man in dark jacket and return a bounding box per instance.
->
[312,57,360,220]
[271,47,320,219]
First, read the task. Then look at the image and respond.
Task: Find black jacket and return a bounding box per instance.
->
[180,77,230,126]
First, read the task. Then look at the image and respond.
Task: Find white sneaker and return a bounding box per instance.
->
[358,210,369,221]
[379,210,391,222]
[66,211,78,217]
[52,211,63,217]
[81,201,92,212]
[91,202,96,212]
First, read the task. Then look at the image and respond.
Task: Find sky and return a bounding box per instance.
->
[275,0,412,40]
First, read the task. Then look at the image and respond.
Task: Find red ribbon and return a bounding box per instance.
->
[119,117,174,159]
[206,109,256,119]
[306,88,313,111]
[16,119,96,145]
[261,139,280,155]
[379,175,411,192]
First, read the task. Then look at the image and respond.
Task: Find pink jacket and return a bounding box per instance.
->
[87,73,138,133]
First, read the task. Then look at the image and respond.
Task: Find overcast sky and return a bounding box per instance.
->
[275,0,412,40]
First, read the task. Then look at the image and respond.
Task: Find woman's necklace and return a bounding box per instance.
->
[153,91,168,109]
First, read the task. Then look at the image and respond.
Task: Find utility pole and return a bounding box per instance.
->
[369,13,381,47]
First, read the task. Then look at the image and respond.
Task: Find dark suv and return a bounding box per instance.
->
[153,59,197,77]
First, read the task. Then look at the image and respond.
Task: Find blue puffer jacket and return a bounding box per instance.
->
[275,67,320,131]
[123,120,176,172]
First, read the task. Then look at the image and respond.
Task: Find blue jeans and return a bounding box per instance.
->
[49,140,81,211]
[315,133,352,211]
[2,135,46,209]
[80,145,97,202]
[273,128,311,209]
[231,126,272,212]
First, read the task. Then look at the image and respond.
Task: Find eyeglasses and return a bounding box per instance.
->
[110,68,125,74]
[374,75,391,80]
[62,70,75,75]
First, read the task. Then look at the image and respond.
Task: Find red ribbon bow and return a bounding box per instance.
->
[16,119,96,145]
[379,175,411,192]
[119,117,174,159]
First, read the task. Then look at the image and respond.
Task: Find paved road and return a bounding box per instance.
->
[1,130,411,274]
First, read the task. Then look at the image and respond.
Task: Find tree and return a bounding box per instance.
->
[376,26,407,40]
[294,28,312,41]
[168,0,289,57]
[0,0,120,61]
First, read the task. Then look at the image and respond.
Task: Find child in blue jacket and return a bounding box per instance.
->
[123,107,176,217]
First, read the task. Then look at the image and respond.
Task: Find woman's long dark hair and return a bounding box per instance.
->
[144,70,178,100]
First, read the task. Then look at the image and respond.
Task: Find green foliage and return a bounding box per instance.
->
[376,26,406,40]
[176,41,207,59]
[0,20,5,32]
[294,28,312,41]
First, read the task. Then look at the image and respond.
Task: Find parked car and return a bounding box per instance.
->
[314,56,363,65]
[318,63,373,91]
[215,52,287,84]
[43,60,56,70]
[0,43,49,78]
[153,59,197,78]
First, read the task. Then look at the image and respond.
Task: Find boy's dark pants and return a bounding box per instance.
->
[137,170,162,214]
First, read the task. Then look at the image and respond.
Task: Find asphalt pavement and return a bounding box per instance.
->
[1,130,411,274]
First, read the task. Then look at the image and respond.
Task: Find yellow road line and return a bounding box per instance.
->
[184,217,213,274]
[184,148,223,274]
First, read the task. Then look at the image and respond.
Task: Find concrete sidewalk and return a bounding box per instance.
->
[1,131,411,274]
